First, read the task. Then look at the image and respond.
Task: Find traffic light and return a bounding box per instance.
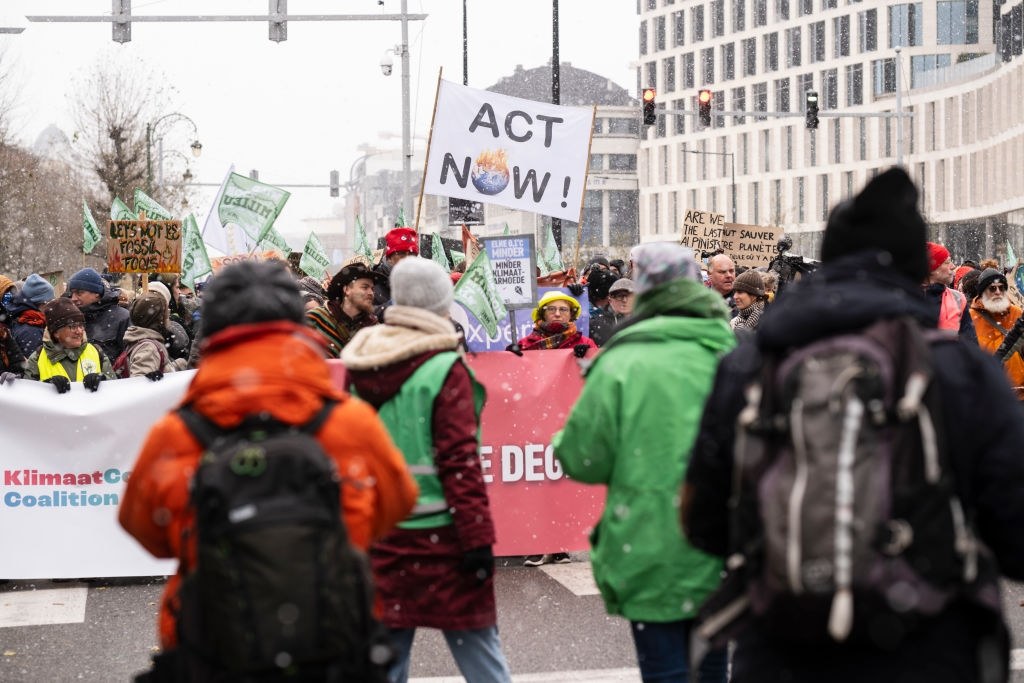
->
[805,91,819,130]
[642,88,657,126]
[329,170,340,197]
[269,0,288,42]
[698,89,712,127]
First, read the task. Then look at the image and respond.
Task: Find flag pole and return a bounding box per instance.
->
[415,67,445,232]
[572,105,598,274]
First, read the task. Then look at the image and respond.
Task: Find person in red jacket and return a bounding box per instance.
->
[119,260,418,654]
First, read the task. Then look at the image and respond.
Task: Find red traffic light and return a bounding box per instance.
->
[698,89,712,104]
[642,88,657,102]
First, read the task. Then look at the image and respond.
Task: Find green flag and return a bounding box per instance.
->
[450,250,465,267]
[180,214,213,289]
[431,232,450,270]
[454,251,508,337]
[133,189,174,221]
[1008,241,1018,267]
[537,222,564,275]
[502,223,511,236]
[217,172,291,244]
[83,200,101,254]
[355,215,373,260]
[111,197,136,221]
[396,207,407,226]
[259,225,291,257]
[299,232,331,281]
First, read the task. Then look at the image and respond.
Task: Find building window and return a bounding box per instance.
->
[712,0,726,37]
[785,126,793,169]
[937,1,978,44]
[582,191,603,245]
[722,43,736,80]
[741,134,749,174]
[682,52,695,88]
[743,38,757,76]
[832,119,841,163]
[673,10,686,46]
[775,77,791,113]
[845,63,863,105]
[753,82,768,120]
[764,32,779,72]
[809,21,826,62]
[655,15,666,51]
[821,68,838,108]
[733,0,746,32]
[646,61,657,87]
[710,187,718,214]
[652,194,660,235]
[833,15,850,57]
[819,174,829,221]
[858,118,867,160]
[872,57,896,95]
[692,5,705,41]
[733,86,747,123]
[609,191,639,244]
[911,54,952,87]
[889,3,923,48]
[590,154,603,171]
[797,177,806,222]
[797,72,815,98]
[702,47,716,84]
[754,0,768,26]
[647,0,657,9]
[640,20,648,56]
[609,118,640,134]
[822,0,838,8]
[751,182,760,224]
[665,57,677,92]
[858,9,877,52]
[714,89,726,126]
[845,171,854,197]
[674,99,687,134]
[776,0,790,21]
[773,178,782,223]
[593,118,605,134]
[799,0,813,16]
[786,27,802,67]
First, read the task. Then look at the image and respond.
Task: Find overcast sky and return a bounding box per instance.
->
[1,1,637,243]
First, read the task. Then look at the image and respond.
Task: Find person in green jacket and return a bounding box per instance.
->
[553,243,736,683]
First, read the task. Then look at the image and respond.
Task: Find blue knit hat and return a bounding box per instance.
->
[68,268,105,295]
[22,273,55,305]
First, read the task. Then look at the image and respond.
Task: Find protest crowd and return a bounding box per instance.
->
[6,166,1024,683]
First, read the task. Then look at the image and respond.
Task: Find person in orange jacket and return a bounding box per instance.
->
[119,260,418,651]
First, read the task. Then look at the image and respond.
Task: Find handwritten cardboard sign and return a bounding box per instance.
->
[679,209,781,267]
[106,218,182,273]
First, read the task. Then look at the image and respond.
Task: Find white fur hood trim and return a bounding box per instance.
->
[341,305,461,370]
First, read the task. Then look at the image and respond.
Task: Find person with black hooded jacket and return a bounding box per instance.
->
[682,168,1024,683]
[67,268,130,363]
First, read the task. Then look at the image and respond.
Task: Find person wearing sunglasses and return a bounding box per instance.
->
[23,297,114,393]
[969,268,1024,399]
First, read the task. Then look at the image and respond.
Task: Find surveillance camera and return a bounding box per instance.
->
[380,53,394,76]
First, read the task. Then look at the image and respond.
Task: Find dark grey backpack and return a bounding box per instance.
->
[701,318,984,647]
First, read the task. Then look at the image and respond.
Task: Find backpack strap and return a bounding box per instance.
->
[176,406,224,450]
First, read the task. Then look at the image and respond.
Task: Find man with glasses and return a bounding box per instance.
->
[24,298,114,392]
[969,268,1024,399]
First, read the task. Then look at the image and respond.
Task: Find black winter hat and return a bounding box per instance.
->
[587,268,618,300]
[820,167,929,282]
[201,260,304,339]
[976,268,1008,296]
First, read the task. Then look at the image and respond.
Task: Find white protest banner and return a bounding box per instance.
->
[0,374,194,579]
[481,235,536,309]
[424,79,595,223]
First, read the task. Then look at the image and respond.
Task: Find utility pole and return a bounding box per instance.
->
[551,0,562,254]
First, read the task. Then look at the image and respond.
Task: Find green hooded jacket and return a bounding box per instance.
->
[553,277,736,622]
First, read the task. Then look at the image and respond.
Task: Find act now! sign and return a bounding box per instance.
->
[424,79,595,223]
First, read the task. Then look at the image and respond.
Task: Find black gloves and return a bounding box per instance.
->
[83,373,104,392]
[46,376,72,394]
[567,283,584,296]
[0,371,18,385]
[462,545,495,582]
[505,343,524,357]
[573,344,590,358]
[145,370,164,382]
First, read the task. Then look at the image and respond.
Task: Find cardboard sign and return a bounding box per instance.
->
[106,218,182,273]
[481,235,537,309]
[679,208,781,267]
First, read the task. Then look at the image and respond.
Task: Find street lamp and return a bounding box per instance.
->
[146,112,202,194]
[682,146,736,224]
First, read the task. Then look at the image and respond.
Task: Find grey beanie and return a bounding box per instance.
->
[629,243,703,295]
[22,274,55,305]
[389,257,453,316]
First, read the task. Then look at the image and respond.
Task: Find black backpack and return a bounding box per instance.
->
[166,401,391,682]
[697,318,994,650]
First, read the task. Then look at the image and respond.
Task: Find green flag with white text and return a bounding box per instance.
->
[450,250,465,267]
[111,197,136,221]
[431,232,450,270]
[1008,241,1018,267]
[355,215,373,260]
[133,189,174,221]
[396,207,407,227]
[259,225,291,257]
[217,172,291,245]
[299,232,331,281]
[537,222,564,275]
[502,223,511,236]
[453,251,508,337]
[181,214,213,289]
[83,200,101,254]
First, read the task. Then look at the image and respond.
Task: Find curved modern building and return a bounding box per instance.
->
[638,0,1024,261]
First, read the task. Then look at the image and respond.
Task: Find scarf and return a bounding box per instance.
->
[731,300,765,330]
[519,321,582,350]
[18,309,45,327]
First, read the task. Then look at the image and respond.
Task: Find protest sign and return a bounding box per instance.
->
[424,79,595,223]
[448,197,484,225]
[453,287,591,353]
[106,217,182,273]
[481,235,536,309]
[679,208,781,267]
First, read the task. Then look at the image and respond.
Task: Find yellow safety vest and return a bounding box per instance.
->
[37,344,102,382]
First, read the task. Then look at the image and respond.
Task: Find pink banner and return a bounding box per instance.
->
[328,349,604,555]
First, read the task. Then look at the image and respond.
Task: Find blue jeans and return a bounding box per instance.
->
[630,619,729,683]
[387,625,513,683]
